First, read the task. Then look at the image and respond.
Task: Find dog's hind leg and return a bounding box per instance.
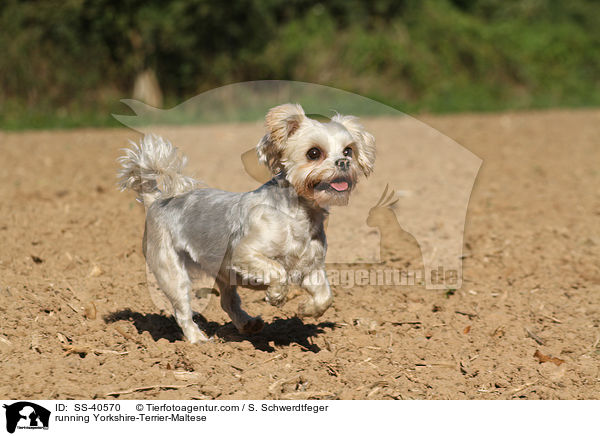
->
[217,278,264,335]
[145,232,209,344]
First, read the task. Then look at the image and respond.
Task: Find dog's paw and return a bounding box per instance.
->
[239,317,265,335]
[297,300,317,318]
[186,327,210,344]
[297,299,330,319]
[265,283,288,307]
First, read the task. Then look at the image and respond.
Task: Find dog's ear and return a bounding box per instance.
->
[257,104,306,173]
[332,114,376,177]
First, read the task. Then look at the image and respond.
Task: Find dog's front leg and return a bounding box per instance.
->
[230,243,289,307]
[298,269,333,318]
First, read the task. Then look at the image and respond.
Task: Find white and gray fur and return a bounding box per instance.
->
[118,104,375,343]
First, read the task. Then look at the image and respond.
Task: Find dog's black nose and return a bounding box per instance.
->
[335,158,350,171]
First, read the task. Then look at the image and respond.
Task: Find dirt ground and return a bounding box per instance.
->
[1,109,599,400]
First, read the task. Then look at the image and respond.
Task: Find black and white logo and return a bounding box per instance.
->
[2,402,50,433]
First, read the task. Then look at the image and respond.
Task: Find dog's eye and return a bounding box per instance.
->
[307,147,322,160]
[343,146,353,157]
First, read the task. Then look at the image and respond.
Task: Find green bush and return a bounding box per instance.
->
[0,0,599,129]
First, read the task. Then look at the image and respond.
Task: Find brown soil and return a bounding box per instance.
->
[1,109,599,400]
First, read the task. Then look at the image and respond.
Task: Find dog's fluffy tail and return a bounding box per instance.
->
[117,134,197,206]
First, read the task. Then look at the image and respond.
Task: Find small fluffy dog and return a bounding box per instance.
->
[118,104,375,343]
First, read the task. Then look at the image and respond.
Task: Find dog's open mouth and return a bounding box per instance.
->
[330,180,349,191]
[314,178,353,193]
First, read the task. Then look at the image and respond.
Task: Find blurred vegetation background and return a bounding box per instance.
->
[1,0,599,129]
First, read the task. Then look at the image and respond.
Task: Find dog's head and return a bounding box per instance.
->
[256,103,376,206]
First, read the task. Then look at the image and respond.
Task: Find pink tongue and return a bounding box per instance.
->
[330,181,349,191]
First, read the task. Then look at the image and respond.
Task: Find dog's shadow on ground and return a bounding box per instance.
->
[213,317,337,352]
[104,309,336,353]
